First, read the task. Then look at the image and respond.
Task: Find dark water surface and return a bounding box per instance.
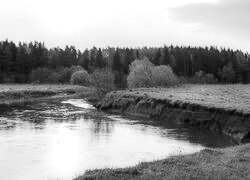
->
[0,99,236,180]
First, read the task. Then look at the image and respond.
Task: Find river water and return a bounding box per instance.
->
[0,99,236,180]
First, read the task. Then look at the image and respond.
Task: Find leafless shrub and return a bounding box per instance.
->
[70,70,90,86]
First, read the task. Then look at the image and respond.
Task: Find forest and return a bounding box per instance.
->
[0,40,249,86]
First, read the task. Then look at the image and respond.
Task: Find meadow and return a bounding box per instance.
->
[110,84,250,115]
[0,84,94,105]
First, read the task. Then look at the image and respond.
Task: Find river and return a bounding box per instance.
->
[0,99,236,180]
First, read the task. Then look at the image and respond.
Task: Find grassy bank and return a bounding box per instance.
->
[75,143,250,180]
[96,84,250,142]
[0,84,95,105]
[108,84,250,115]
[76,84,250,179]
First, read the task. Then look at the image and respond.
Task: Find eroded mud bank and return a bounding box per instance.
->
[95,91,250,143]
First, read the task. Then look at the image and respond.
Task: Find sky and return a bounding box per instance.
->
[0,0,249,52]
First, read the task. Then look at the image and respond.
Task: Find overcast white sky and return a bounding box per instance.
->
[0,0,249,52]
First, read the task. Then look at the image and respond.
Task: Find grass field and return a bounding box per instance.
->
[109,84,250,114]
[75,143,250,180]
[0,84,84,93]
[0,84,94,105]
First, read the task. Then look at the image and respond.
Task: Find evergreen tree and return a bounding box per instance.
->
[89,46,97,71]
[95,48,104,68]
[220,61,236,83]
[82,49,89,70]
[121,48,134,74]
[160,46,170,65]
[0,40,249,84]
[152,49,161,65]
[112,49,121,72]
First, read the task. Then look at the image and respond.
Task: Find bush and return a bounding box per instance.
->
[189,71,218,84]
[220,62,235,83]
[70,70,90,86]
[58,67,71,83]
[152,65,179,86]
[127,65,154,88]
[178,76,188,84]
[127,60,178,88]
[58,65,84,83]
[188,71,203,84]
[129,57,154,73]
[204,73,218,84]
[70,65,84,73]
[90,68,115,98]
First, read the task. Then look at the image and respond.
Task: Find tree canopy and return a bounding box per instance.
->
[0,39,249,84]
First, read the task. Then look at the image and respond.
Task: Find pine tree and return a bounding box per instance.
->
[82,49,89,70]
[121,48,134,74]
[153,49,161,65]
[112,49,121,72]
[95,48,103,68]
[160,46,170,65]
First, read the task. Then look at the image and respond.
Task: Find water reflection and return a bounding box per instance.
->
[0,99,236,180]
[107,114,237,148]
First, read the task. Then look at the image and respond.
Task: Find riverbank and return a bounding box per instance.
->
[95,84,250,143]
[76,84,250,179]
[0,84,95,106]
[75,143,250,180]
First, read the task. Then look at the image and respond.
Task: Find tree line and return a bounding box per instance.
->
[0,39,249,85]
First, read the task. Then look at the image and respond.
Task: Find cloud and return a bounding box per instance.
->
[169,0,250,39]
[0,0,249,51]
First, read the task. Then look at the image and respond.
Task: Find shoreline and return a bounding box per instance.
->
[76,84,250,180]
[1,84,249,179]
[0,84,95,107]
[0,84,96,128]
[75,143,250,180]
[95,85,250,143]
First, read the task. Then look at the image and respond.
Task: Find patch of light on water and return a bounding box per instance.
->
[62,99,95,109]
[107,115,138,124]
